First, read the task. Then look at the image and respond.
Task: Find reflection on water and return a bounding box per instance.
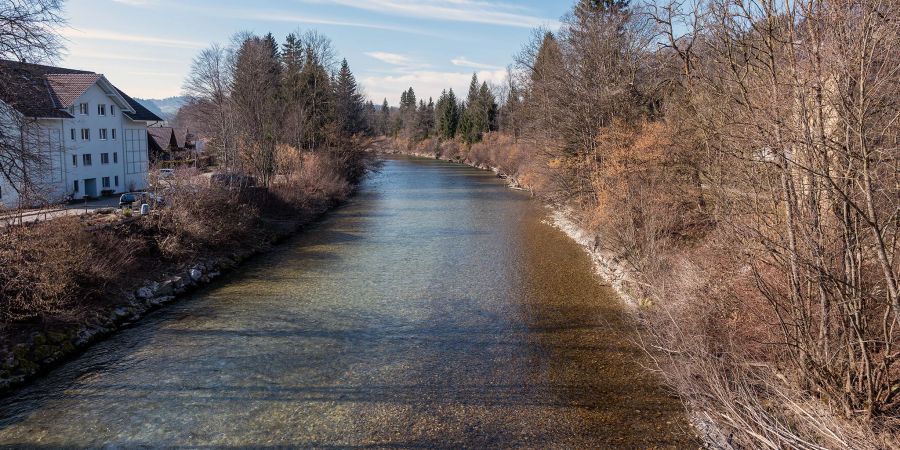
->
[0,156,694,448]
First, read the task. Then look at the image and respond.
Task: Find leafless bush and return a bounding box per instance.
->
[145,170,259,260]
[0,217,137,324]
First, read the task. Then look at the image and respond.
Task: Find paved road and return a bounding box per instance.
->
[0,197,121,226]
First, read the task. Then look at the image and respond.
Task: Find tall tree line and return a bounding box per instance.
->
[182,30,372,185]
[383,72,497,145]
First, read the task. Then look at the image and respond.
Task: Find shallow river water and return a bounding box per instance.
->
[0,156,695,448]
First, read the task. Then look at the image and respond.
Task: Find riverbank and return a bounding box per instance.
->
[378,136,728,446]
[0,154,364,396]
[381,134,899,448]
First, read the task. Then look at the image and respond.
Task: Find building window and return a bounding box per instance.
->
[82,154,92,166]
[72,154,77,167]
[74,180,79,192]
[113,152,118,163]
[102,177,110,188]
[98,104,106,116]
[114,176,119,186]
[111,129,117,140]
[101,153,109,164]
[99,128,108,140]
[81,128,90,140]
[111,105,116,116]
[79,103,89,115]
[70,128,76,140]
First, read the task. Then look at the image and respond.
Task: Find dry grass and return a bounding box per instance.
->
[0,217,139,324]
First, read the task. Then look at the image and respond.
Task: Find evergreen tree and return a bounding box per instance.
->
[435,89,459,139]
[398,87,417,138]
[460,73,490,144]
[413,98,435,141]
[297,47,333,149]
[281,32,306,148]
[380,98,391,136]
[231,34,283,185]
[333,58,367,137]
[479,82,498,132]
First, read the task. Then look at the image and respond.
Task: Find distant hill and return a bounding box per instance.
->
[134,96,187,121]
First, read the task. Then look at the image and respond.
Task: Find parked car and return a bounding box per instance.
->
[119,193,137,208]
[159,168,176,178]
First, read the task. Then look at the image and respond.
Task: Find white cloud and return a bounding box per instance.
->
[323,0,560,29]
[61,28,205,49]
[245,11,441,36]
[361,68,507,105]
[64,51,177,63]
[451,56,501,70]
[365,52,412,66]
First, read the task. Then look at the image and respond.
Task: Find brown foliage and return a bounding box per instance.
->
[0,218,138,323]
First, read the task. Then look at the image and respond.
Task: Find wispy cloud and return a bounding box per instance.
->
[244,11,442,37]
[61,28,205,49]
[451,56,501,70]
[365,51,413,65]
[64,51,177,63]
[322,0,559,28]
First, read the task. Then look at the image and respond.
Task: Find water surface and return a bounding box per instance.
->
[0,156,694,448]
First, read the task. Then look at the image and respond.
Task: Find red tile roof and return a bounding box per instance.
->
[0,60,162,121]
[45,73,102,108]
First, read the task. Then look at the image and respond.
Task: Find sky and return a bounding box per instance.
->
[58,0,571,105]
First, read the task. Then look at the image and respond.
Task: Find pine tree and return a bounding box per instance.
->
[380,98,391,136]
[231,35,283,185]
[435,89,459,139]
[281,32,306,148]
[333,59,367,137]
[460,73,490,143]
[297,47,333,149]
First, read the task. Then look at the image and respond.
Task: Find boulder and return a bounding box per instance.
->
[136,287,153,299]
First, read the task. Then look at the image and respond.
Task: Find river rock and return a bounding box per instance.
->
[136,287,153,299]
[156,280,175,297]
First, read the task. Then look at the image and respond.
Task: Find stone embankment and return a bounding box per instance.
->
[0,208,334,395]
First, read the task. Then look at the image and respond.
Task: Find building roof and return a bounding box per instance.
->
[0,60,162,122]
[115,87,163,122]
[45,73,102,108]
[148,127,175,149]
[172,128,189,148]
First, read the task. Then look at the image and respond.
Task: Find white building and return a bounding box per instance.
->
[0,60,162,207]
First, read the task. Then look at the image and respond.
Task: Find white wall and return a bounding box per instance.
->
[62,84,133,199]
[1,82,153,207]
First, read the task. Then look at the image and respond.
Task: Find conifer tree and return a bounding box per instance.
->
[435,89,459,139]
[297,47,333,149]
[380,98,391,136]
[231,34,283,185]
[333,59,367,137]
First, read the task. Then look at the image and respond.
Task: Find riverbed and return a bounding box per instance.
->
[0,156,694,448]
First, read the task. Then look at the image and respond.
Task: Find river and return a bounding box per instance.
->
[0,156,694,448]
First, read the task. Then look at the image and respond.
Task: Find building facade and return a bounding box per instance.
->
[0,61,162,207]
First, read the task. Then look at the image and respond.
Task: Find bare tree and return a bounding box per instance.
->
[0,0,65,62]
[182,43,237,171]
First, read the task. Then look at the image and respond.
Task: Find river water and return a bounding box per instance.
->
[0,156,694,448]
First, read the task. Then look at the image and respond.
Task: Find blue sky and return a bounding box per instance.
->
[59,0,570,104]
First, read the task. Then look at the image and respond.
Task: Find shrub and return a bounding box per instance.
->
[0,218,137,324]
